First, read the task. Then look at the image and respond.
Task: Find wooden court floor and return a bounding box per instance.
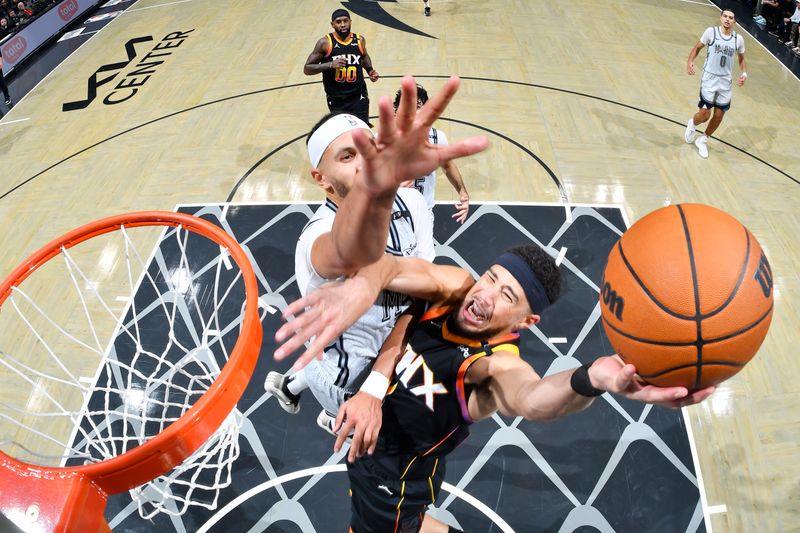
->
[0,0,798,531]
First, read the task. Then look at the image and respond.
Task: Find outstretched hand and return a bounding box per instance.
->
[274,276,377,370]
[452,196,469,224]
[351,75,489,196]
[591,355,715,409]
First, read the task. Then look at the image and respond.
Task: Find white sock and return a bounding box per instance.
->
[286,368,308,395]
[688,118,695,128]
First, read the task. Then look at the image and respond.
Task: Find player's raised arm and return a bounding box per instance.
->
[467,353,716,423]
[354,76,488,196]
[307,76,488,278]
[275,256,474,366]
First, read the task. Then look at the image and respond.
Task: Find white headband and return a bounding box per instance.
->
[307,114,371,168]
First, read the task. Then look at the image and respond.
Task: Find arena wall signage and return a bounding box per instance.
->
[1,0,98,75]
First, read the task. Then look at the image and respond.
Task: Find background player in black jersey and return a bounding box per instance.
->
[0,49,12,108]
[273,77,715,533]
[304,9,379,124]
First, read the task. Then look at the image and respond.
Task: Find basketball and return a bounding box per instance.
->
[600,204,774,390]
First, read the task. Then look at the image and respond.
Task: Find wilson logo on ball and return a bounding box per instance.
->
[601,282,625,321]
[599,204,774,391]
[753,253,773,298]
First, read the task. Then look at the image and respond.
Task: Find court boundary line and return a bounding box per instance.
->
[683,407,715,533]
[619,199,713,532]
[225,117,568,203]
[0,117,30,127]
[3,74,797,202]
[194,464,513,533]
[125,0,194,13]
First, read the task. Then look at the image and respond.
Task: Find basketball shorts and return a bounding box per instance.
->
[698,71,732,111]
[348,452,445,533]
[327,91,371,125]
[304,351,372,415]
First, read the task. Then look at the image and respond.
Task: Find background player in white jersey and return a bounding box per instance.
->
[266,97,487,430]
[684,9,747,159]
[394,84,471,224]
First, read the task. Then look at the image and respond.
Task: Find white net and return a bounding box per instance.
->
[131,408,244,518]
[0,219,256,518]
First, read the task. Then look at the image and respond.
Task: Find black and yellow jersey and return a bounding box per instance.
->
[321,32,367,98]
[377,307,520,458]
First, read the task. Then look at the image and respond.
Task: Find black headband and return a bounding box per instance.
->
[331,8,349,20]
[493,252,551,314]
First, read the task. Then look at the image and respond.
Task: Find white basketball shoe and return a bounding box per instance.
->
[684,119,695,144]
[695,135,709,159]
[265,371,301,414]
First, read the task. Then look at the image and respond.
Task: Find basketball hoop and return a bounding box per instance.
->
[0,211,262,531]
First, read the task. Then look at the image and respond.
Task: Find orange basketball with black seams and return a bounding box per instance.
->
[600,204,773,390]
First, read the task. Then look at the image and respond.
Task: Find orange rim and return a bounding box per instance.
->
[0,211,262,495]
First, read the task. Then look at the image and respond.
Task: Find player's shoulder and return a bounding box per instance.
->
[300,203,336,236]
[315,34,333,54]
[492,344,521,358]
[699,26,716,45]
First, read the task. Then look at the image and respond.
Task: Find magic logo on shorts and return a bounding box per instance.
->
[62,30,194,112]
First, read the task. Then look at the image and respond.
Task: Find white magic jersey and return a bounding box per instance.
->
[296,187,434,392]
[701,27,745,78]
[409,127,448,211]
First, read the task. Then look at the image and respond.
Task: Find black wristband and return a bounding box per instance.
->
[570,362,603,397]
